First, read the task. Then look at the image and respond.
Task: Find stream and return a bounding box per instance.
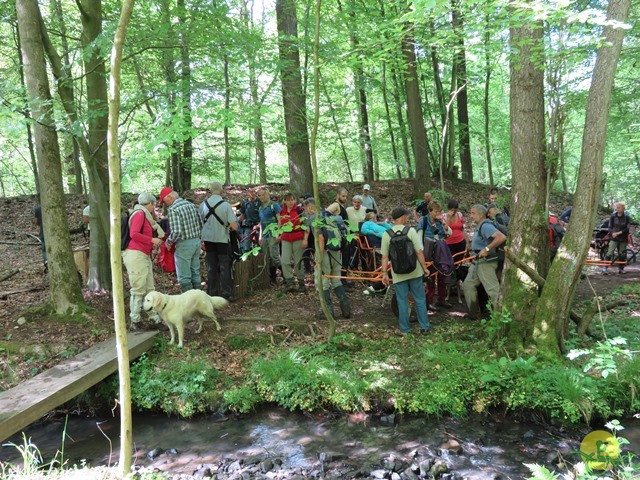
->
[1,409,639,479]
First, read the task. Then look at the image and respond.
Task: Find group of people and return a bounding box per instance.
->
[52,181,630,334]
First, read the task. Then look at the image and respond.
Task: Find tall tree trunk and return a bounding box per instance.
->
[533,0,631,355]
[337,0,374,181]
[320,72,354,182]
[451,0,472,181]
[223,53,231,185]
[275,0,313,195]
[14,21,40,196]
[502,4,548,353]
[177,0,193,190]
[108,0,136,473]
[402,33,430,197]
[76,0,112,291]
[391,68,413,178]
[16,0,84,314]
[382,62,402,179]
[483,11,494,186]
[51,0,82,194]
[158,0,180,189]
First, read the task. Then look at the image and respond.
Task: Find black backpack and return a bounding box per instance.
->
[121,211,145,250]
[386,226,417,274]
[205,199,240,261]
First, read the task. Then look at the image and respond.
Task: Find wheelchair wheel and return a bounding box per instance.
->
[390,293,417,321]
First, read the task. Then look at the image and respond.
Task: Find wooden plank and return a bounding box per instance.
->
[0,331,158,442]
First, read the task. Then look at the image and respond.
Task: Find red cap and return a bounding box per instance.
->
[159,187,173,204]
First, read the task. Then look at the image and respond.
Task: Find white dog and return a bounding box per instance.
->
[143,290,228,347]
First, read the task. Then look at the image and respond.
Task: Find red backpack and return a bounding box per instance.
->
[156,242,176,273]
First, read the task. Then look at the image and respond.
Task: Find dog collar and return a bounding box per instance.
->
[160,301,169,312]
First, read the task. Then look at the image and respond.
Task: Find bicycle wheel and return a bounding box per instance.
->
[625,249,636,265]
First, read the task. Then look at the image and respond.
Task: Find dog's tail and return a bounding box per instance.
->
[209,296,229,309]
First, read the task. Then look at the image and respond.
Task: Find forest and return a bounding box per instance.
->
[0,0,639,477]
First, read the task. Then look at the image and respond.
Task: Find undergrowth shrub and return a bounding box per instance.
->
[251,349,368,411]
[129,353,222,417]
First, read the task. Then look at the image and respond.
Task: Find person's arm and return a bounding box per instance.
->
[478,229,507,258]
[325,202,340,215]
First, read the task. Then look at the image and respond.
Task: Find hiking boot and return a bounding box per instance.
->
[334,285,351,319]
[284,280,296,293]
[436,300,452,308]
[428,304,438,313]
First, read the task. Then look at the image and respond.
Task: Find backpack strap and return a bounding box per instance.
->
[204,199,227,226]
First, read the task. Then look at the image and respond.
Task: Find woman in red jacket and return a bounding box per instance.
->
[279,192,306,292]
[123,192,165,329]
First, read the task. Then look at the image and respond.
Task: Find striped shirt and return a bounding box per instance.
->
[166,197,202,245]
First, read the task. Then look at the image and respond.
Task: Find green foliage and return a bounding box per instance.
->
[568,337,633,379]
[481,306,513,349]
[129,353,222,417]
[251,348,368,412]
[222,386,261,414]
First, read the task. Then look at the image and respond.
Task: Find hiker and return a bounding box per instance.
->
[200,181,239,301]
[346,195,367,229]
[603,201,632,275]
[361,184,378,212]
[443,198,467,264]
[311,199,351,319]
[360,211,392,248]
[123,192,166,330]
[418,201,453,310]
[279,192,306,292]
[258,187,282,285]
[414,191,433,221]
[238,189,261,253]
[325,186,353,289]
[487,204,510,228]
[159,187,203,292]
[462,204,507,319]
[381,207,431,335]
[560,206,572,224]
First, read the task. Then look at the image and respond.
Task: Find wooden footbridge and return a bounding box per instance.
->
[0,331,158,442]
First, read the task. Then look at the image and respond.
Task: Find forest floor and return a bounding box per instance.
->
[0,178,633,392]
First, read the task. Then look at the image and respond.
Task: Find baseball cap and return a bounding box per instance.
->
[391,207,411,220]
[363,184,371,191]
[159,187,173,204]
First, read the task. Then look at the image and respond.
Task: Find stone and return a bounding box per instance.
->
[429,459,449,477]
[17,317,26,326]
[419,459,433,476]
[370,469,388,478]
[146,447,165,460]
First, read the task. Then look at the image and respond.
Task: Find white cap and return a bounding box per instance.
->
[363,184,371,191]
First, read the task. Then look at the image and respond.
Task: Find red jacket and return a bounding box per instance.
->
[127,210,154,255]
[279,205,305,242]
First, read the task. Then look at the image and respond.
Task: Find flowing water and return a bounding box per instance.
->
[1,409,638,479]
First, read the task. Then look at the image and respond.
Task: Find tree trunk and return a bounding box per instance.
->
[320,72,354,182]
[275,0,313,196]
[501,4,549,354]
[382,62,402,179]
[108,0,136,473]
[533,0,631,354]
[14,21,40,197]
[392,68,413,179]
[223,53,231,186]
[452,0,472,182]
[249,65,267,184]
[402,33,430,197]
[177,0,193,190]
[483,12,494,186]
[76,0,112,291]
[51,0,83,194]
[16,0,84,314]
